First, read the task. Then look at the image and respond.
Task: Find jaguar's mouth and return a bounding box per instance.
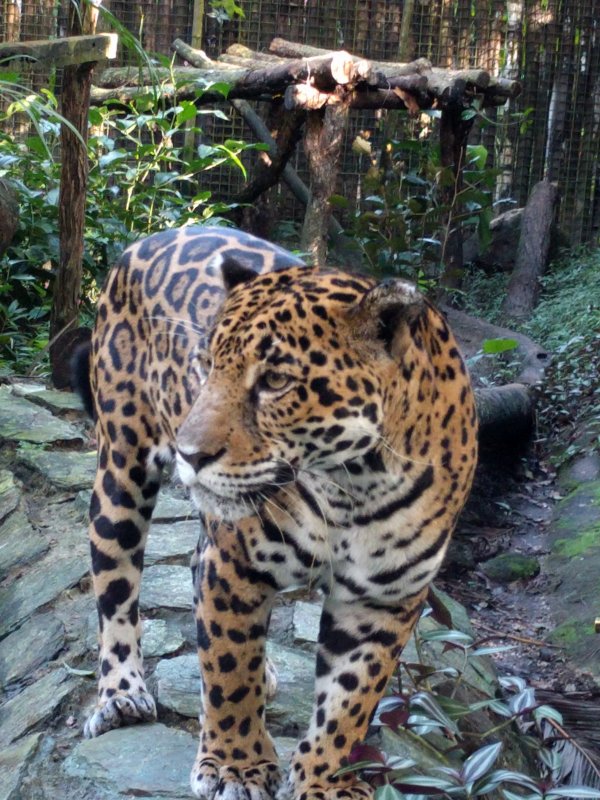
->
[186,482,280,522]
[176,453,296,522]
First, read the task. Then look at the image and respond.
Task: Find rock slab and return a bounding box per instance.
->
[63,723,197,798]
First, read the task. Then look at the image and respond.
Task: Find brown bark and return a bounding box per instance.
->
[50,3,99,387]
[0,179,19,257]
[301,90,351,265]
[502,180,559,321]
[438,108,475,293]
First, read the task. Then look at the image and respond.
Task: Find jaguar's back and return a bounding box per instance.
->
[79,225,478,800]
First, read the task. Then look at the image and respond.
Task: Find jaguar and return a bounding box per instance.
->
[74,225,478,800]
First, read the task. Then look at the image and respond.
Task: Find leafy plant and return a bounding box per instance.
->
[351,132,499,285]
[339,603,600,800]
[209,0,245,23]
[0,65,260,372]
[524,251,600,446]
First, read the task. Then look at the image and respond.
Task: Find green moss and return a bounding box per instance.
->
[549,620,595,646]
[481,553,540,583]
[553,525,600,557]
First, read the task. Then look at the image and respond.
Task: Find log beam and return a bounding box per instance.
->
[0,33,117,67]
[93,39,520,111]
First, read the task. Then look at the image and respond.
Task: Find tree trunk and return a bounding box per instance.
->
[438,108,475,294]
[50,2,99,387]
[301,92,350,265]
[0,179,19,256]
[502,180,558,322]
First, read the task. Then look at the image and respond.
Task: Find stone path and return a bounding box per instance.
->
[0,381,516,800]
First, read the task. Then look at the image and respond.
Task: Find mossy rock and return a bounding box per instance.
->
[552,524,600,558]
[548,619,596,648]
[481,553,540,583]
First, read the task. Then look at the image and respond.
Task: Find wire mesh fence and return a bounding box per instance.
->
[1,0,599,245]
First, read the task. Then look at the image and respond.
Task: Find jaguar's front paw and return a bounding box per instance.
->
[278,778,373,800]
[191,757,281,800]
[84,689,157,738]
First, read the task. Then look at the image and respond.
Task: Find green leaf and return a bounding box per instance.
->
[375,785,405,800]
[489,770,539,791]
[462,742,502,784]
[175,102,198,125]
[467,144,488,170]
[532,704,563,725]
[62,661,95,677]
[471,644,516,656]
[420,628,473,645]
[548,790,600,799]
[482,338,519,354]
[99,150,128,168]
[410,691,459,733]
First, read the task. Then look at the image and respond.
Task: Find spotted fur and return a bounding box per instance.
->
[78,226,478,800]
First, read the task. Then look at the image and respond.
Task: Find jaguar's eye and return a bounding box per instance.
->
[259,370,292,392]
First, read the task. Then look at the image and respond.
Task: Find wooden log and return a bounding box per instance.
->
[171,38,217,68]
[502,180,559,321]
[269,37,519,106]
[172,44,375,92]
[228,99,363,270]
[93,41,519,110]
[0,33,117,67]
[94,55,372,100]
[225,43,285,63]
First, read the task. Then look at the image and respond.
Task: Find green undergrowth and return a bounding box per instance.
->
[347,590,600,800]
[462,249,600,446]
[526,252,600,447]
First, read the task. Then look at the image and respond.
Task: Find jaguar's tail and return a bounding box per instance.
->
[71,341,95,420]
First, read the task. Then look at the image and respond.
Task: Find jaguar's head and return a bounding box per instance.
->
[175,260,424,521]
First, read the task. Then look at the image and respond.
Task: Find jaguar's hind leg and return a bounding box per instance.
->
[284,591,427,800]
[84,430,162,738]
[190,522,280,800]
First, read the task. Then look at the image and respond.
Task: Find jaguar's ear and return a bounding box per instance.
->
[347,279,424,356]
[221,257,257,292]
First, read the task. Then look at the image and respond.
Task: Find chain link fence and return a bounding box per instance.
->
[1,0,599,245]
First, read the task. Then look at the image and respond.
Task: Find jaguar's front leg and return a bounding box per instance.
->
[191,519,279,800]
[85,435,160,738]
[286,591,428,800]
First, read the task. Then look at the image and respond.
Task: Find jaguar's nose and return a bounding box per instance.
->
[177,447,225,473]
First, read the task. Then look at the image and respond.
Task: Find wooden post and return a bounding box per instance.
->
[300,91,350,265]
[438,106,474,294]
[49,3,100,386]
[191,0,205,49]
